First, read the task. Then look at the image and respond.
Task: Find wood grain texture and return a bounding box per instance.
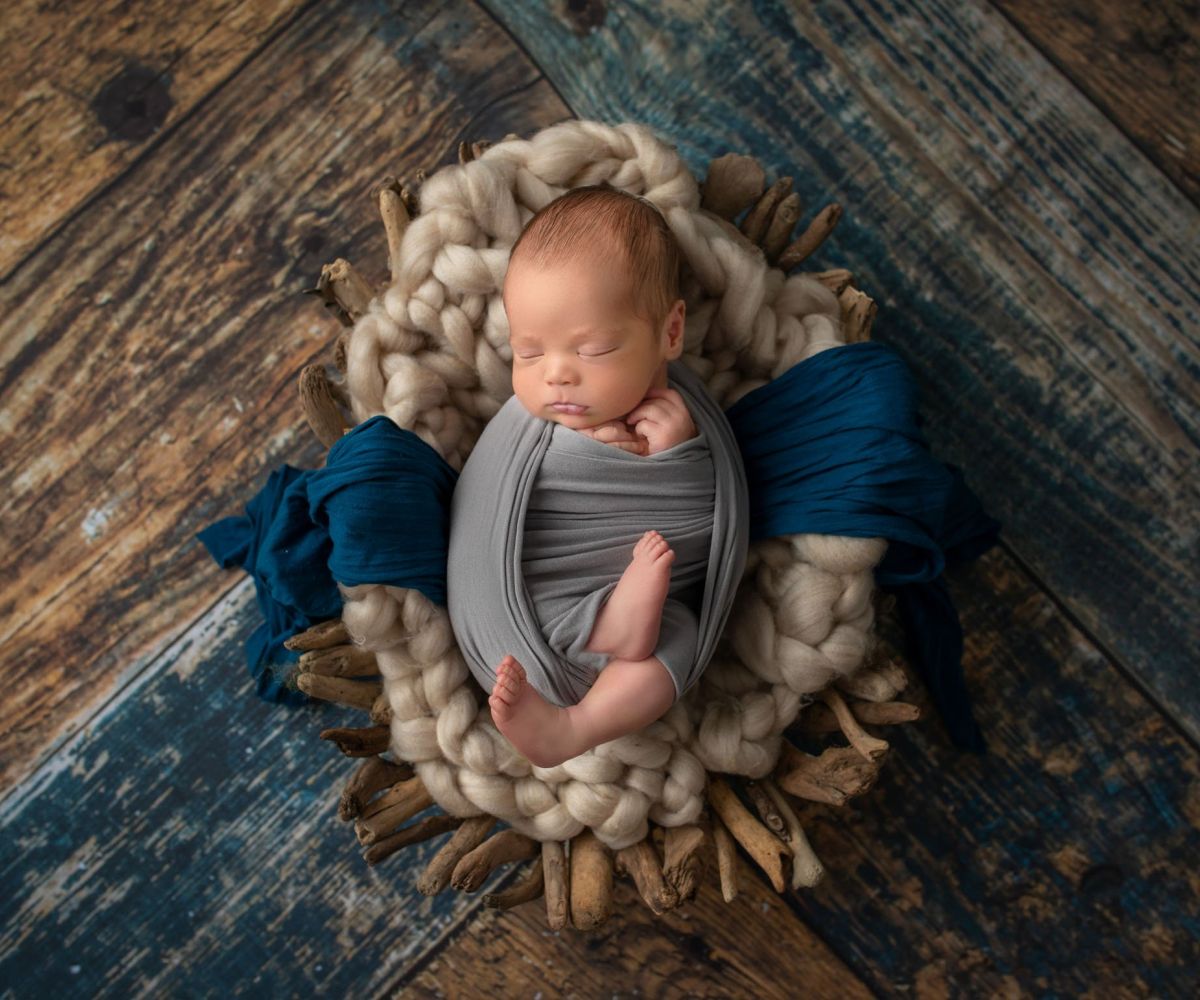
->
[479,0,1200,740]
[0,581,529,995]
[0,0,309,279]
[993,0,1200,203]
[404,854,873,998]
[3,0,1198,995]
[0,0,556,795]
[774,545,1200,995]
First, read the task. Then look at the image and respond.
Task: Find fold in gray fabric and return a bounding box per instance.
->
[447,359,750,707]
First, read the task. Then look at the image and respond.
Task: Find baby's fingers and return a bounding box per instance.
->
[625,401,667,424]
[590,423,636,442]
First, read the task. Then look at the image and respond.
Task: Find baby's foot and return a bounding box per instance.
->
[584,530,674,662]
[489,655,583,768]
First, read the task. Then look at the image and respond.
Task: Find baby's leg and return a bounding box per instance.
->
[584,530,674,662]
[489,653,676,768]
[567,654,677,752]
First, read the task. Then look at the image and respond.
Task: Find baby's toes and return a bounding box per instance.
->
[635,530,662,556]
[490,692,514,722]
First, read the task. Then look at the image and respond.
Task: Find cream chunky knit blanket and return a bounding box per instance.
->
[339,119,886,851]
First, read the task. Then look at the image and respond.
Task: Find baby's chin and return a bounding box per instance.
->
[547,410,608,430]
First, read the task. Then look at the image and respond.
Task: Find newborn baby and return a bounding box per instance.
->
[486,183,714,768]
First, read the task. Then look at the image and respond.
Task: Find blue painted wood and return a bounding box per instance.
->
[479,0,1200,743]
[0,580,522,997]
[775,549,1200,993]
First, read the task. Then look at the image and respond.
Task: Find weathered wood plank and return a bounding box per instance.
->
[404,856,873,998]
[0,579,528,995]
[0,0,309,279]
[0,0,552,794]
[993,0,1200,203]
[773,546,1200,994]
[478,0,1200,740]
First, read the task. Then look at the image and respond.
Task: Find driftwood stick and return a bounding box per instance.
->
[777,203,843,270]
[318,724,390,757]
[762,191,803,263]
[710,809,739,903]
[542,840,569,930]
[354,775,435,844]
[839,283,877,343]
[740,176,793,246]
[295,673,382,711]
[333,331,350,374]
[796,700,922,732]
[816,688,890,762]
[614,837,678,914]
[299,644,379,678]
[742,778,787,837]
[397,181,419,218]
[483,857,546,910]
[376,179,411,283]
[774,742,882,806]
[807,268,855,295]
[760,778,825,889]
[339,755,413,820]
[285,618,349,651]
[305,258,374,326]
[360,773,433,821]
[298,363,347,447]
[568,829,614,929]
[706,776,792,893]
[451,828,540,892]
[369,691,392,726]
[661,823,706,903]
[416,814,496,895]
[363,813,462,866]
[700,152,766,221]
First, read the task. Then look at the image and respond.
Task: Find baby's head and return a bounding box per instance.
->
[501,182,686,430]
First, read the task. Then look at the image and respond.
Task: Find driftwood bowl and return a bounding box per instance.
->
[282,133,926,929]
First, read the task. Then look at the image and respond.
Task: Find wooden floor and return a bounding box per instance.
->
[1,0,1197,995]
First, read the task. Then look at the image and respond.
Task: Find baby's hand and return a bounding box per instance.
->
[624,388,697,455]
[577,418,649,455]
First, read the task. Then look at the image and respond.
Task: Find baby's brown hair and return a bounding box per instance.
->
[504,181,683,332]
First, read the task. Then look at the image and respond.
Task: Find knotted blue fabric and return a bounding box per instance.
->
[725,341,1001,752]
[195,416,457,704]
[196,341,1000,751]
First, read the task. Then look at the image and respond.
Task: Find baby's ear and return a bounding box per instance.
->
[666,299,686,355]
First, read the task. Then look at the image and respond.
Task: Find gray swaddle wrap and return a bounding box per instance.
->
[446,358,750,708]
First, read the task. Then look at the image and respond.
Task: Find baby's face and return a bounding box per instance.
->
[503,254,677,430]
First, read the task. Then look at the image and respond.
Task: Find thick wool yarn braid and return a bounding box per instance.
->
[338,120,884,850]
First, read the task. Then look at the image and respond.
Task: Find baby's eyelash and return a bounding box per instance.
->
[515,348,616,359]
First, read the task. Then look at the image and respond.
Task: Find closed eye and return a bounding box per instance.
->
[514,347,616,359]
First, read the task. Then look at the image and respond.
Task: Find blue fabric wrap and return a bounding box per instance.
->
[724,341,1001,752]
[194,415,458,705]
[196,343,1000,752]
